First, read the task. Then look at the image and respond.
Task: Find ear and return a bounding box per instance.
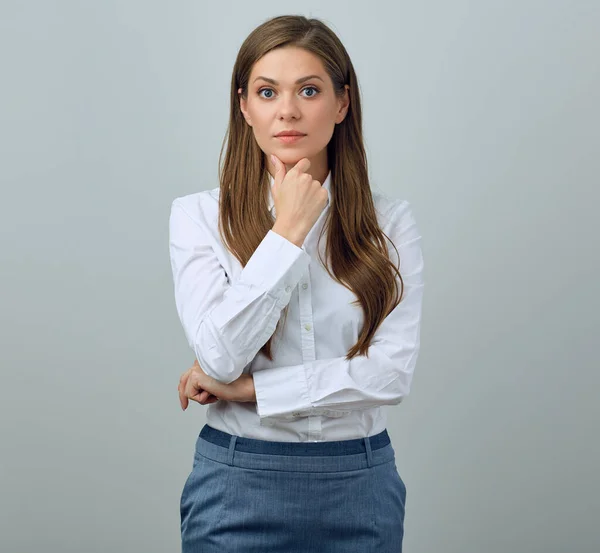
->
[238,87,252,127]
[335,84,350,124]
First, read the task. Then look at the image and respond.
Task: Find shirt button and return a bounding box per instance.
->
[302,283,308,289]
[304,323,311,331]
[285,286,291,293]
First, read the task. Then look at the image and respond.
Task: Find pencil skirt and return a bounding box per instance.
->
[180,424,407,553]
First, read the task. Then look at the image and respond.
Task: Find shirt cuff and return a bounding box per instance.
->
[238,230,310,305]
[253,364,312,419]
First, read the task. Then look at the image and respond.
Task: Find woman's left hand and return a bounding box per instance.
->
[178,359,256,411]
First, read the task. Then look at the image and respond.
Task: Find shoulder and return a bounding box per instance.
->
[372,189,422,258]
[170,186,220,229]
[372,189,424,279]
[372,189,415,229]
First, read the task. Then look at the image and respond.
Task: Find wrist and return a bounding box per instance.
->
[244,374,256,403]
[272,222,305,248]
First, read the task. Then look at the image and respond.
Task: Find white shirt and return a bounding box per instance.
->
[168,170,424,442]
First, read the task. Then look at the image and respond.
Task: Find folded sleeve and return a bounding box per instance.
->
[168,198,310,383]
[253,199,424,420]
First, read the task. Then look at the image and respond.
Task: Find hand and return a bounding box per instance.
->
[270,155,328,246]
[178,359,256,411]
[178,366,220,408]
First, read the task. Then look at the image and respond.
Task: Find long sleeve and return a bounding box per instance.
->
[168,198,310,383]
[253,199,424,420]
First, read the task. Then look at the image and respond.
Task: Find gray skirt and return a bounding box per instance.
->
[180,424,407,552]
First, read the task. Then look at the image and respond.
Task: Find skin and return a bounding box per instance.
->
[239,45,350,187]
[178,360,254,410]
[179,45,350,411]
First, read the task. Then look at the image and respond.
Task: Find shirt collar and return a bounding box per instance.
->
[267,170,331,213]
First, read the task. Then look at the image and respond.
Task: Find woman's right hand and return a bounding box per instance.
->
[270,155,328,247]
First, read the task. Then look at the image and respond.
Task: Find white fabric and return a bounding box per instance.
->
[168,170,425,442]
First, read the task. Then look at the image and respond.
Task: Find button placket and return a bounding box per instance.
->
[298,274,315,361]
[297,270,322,440]
[307,414,322,441]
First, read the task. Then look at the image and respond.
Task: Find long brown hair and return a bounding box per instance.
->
[217,15,404,361]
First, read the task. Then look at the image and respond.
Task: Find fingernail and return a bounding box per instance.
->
[270,154,275,164]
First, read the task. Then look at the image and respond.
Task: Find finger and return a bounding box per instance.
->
[183,368,219,406]
[180,370,214,408]
[189,388,206,403]
[178,379,185,409]
[180,370,192,410]
[294,157,311,174]
[271,154,288,190]
[179,386,188,410]
[184,371,206,407]
[178,373,187,409]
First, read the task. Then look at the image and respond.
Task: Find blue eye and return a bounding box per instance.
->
[257,86,320,99]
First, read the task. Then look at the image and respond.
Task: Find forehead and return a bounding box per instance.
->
[250,46,326,82]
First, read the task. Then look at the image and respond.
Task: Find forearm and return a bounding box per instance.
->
[170,200,310,384]
[247,374,257,402]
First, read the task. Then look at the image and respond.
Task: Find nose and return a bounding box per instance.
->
[277,92,301,119]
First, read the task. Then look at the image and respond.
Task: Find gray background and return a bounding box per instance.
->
[1,1,598,552]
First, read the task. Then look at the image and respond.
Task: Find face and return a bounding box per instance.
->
[238,46,350,182]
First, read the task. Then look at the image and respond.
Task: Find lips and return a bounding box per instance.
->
[275,131,306,137]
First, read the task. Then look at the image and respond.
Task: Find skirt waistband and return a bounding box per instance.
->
[195,424,395,471]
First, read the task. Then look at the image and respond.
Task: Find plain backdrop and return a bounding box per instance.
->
[1,1,598,552]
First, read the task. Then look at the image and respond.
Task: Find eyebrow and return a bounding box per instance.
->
[253,74,325,85]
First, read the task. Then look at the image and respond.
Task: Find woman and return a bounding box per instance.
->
[169,14,425,553]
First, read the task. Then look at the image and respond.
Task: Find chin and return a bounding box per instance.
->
[276,153,305,163]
